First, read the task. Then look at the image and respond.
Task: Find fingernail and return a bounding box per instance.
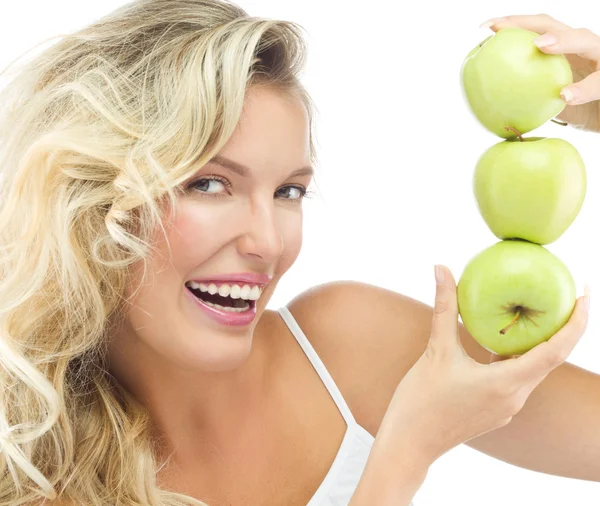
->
[561,87,581,104]
[435,265,445,285]
[534,33,557,48]
[479,17,505,29]
[584,285,591,312]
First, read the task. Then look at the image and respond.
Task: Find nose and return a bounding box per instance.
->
[237,200,283,263]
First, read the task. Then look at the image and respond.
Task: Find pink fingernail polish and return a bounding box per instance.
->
[479,17,505,29]
[435,265,444,284]
[561,88,580,104]
[534,34,557,48]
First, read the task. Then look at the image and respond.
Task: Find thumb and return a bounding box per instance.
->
[429,265,459,347]
[561,71,600,105]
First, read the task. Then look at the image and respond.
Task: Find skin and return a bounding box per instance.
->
[101,13,600,506]
[107,84,321,503]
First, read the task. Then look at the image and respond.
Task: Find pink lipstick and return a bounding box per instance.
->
[185,286,257,326]
[184,272,271,326]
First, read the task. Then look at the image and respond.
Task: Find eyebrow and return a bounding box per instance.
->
[208,155,314,178]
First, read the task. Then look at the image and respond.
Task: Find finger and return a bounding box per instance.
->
[561,71,600,105]
[429,265,459,348]
[534,28,600,65]
[503,286,590,382]
[489,352,518,364]
[481,14,571,33]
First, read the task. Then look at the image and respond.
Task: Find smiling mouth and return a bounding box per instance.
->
[184,281,263,313]
[188,287,253,312]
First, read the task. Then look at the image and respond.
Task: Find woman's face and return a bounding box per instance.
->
[111,86,313,373]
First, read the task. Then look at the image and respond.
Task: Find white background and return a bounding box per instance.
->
[1,1,599,504]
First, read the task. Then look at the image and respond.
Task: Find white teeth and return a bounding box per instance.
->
[186,281,264,301]
[203,300,250,312]
[218,284,231,297]
[240,285,251,299]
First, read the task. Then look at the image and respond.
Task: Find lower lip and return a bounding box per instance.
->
[184,286,258,326]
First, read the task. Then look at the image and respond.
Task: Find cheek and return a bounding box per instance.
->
[166,201,240,269]
[125,202,234,318]
[127,201,303,314]
[276,209,303,274]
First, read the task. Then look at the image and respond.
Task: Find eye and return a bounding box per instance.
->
[188,176,230,195]
[275,185,307,201]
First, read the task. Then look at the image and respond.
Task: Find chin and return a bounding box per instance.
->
[167,326,256,373]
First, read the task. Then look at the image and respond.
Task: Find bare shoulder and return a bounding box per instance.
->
[287,281,491,435]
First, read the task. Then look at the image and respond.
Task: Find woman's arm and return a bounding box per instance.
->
[464,359,600,481]
[347,264,589,504]
[287,281,600,482]
[349,434,429,506]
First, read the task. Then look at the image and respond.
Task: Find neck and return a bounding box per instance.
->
[106,317,272,467]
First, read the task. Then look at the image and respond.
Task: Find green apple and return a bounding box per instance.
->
[457,239,576,356]
[462,27,572,138]
[474,135,586,245]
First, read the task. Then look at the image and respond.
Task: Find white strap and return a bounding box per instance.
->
[278,306,356,426]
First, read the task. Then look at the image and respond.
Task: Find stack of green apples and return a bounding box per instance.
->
[457,27,587,356]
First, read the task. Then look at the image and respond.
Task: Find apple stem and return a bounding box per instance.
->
[504,126,524,141]
[551,118,568,126]
[499,308,521,335]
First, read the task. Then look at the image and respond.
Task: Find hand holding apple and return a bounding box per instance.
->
[457,240,577,356]
[376,264,589,470]
[456,14,590,357]
[483,14,600,134]
[461,27,572,138]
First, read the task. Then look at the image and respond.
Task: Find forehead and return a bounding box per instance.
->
[219,86,311,168]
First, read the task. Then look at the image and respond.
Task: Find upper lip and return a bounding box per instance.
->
[186,272,273,287]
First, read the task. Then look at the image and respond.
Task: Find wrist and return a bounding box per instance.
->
[350,440,429,506]
[369,432,432,483]
[372,417,437,473]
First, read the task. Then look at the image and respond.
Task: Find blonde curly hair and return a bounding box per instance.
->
[0,1,316,504]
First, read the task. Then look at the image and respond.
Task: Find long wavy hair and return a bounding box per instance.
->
[0,0,316,503]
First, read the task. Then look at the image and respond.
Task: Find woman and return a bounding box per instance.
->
[0,2,597,504]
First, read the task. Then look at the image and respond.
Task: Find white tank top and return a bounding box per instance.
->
[278,306,416,506]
